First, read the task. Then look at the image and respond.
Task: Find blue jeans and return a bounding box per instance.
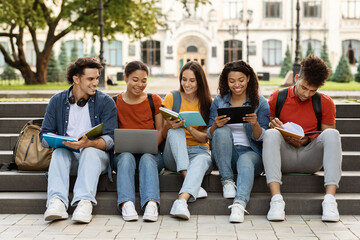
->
[163,128,212,202]
[47,147,109,208]
[113,152,162,210]
[211,126,263,207]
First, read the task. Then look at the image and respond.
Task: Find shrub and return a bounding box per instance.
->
[332,55,354,83]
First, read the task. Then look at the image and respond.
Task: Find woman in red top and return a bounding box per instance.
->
[112,61,163,222]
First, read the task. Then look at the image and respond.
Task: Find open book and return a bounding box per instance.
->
[43,123,103,151]
[159,107,206,128]
[275,122,321,140]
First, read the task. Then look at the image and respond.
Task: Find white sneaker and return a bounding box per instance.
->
[122,201,138,221]
[143,201,158,222]
[197,187,208,199]
[322,199,340,222]
[44,198,68,221]
[228,203,249,223]
[267,199,285,221]
[223,180,236,199]
[72,199,93,223]
[170,199,190,220]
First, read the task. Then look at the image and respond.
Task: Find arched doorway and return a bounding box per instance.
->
[177,36,207,74]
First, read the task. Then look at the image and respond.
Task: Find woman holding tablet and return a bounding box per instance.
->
[162,61,212,220]
[207,60,270,223]
[112,61,163,222]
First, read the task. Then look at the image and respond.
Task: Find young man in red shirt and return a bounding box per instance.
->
[263,55,342,222]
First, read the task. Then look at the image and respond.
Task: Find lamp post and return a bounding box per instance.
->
[292,0,301,85]
[228,25,239,62]
[246,10,253,63]
[98,0,105,88]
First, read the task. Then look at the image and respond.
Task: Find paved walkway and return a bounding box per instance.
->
[1,214,360,240]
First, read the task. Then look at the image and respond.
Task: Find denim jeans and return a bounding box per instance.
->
[47,147,109,208]
[211,126,263,207]
[113,152,162,210]
[163,128,212,202]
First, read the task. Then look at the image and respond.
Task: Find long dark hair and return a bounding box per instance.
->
[218,60,259,110]
[179,61,212,125]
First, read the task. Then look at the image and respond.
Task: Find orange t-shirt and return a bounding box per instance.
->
[268,86,336,138]
[116,93,162,129]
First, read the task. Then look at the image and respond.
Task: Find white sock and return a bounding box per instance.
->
[324,194,336,201]
[271,194,283,201]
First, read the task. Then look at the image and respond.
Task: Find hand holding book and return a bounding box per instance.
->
[275,122,321,140]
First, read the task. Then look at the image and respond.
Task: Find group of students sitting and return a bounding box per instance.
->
[39,55,342,224]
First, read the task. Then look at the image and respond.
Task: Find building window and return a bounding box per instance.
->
[0,42,9,67]
[302,39,321,57]
[342,0,360,19]
[26,41,45,66]
[303,0,321,18]
[104,40,122,66]
[264,0,282,18]
[167,46,173,55]
[128,45,135,56]
[223,0,243,19]
[212,46,217,58]
[224,40,242,64]
[187,46,198,53]
[262,39,282,66]
[141,40,161,66]
[343,40,360,65]
[65,40,84,61]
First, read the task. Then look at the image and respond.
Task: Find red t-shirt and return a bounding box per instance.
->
[268,86,336,137]
[116,93,162,129]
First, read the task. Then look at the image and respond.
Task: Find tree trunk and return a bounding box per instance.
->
[19,65,40,85]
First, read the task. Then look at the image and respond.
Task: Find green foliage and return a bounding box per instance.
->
[1,63,17,80]
[320,39,333,77]
[279,45,293,78]
[58,42,69,81]
[46,50,61,82]
[332,55,354,83]
[355,57,360,83]
[70,41,78,62]
[306,42,314,57]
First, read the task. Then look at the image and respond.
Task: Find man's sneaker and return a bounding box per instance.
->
[170,199,190,220]
[143,201,158,222]
[197,187,208,199]
[72,199,93,223]
[44,198,68,221]
[267,199,285,221]
[228,203,249,223]
[322,198,340,222]
[122,201,138,221]
[223,180,236,199]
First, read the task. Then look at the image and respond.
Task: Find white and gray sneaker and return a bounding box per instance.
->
[170,199,190,220]
[143,201,158,222]
[223,180,236,199]
[322,198,340,222]
[197,187,208,199]
[228,203,249,223]
[44,198,68,222]
[267,199,285,221]
[122,201,139,221]
[72,199,93,223]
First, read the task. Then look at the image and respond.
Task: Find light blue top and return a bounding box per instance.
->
[207,93,270,155]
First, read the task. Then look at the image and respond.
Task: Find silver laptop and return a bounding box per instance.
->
[114,129,158,154]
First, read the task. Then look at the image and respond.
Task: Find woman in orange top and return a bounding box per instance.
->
[112,61,163,222]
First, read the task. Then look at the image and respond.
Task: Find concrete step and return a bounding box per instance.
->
[0,102,48,118]
[335,118,360,134]
[1,170,359,193]
[0,192,359,215]
[335,103,360,118]
[0,134,18,150]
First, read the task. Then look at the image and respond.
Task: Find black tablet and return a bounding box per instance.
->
[217,106,253,124]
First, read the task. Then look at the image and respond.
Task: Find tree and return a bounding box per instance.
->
[0,0,206,85]
[58,41,68,81]
[279,45,293,78]
[332,54,354,83]
[46,49,61,82]
[306,41,314,57]
[70,41,78,63]
[320,38,333,77]
[355,57,360,83]
[1,63,17,80]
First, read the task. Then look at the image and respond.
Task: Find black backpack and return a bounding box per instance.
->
[275,88,322,131]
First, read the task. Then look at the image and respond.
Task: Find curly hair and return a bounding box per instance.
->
[67,57,103,84]
[179,61,212,125]
[299,54,330,87]
[218,60,259,111]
